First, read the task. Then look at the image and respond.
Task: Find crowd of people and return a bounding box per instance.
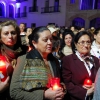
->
[0,20,100,100]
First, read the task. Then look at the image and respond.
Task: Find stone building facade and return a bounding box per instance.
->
[66,0,100,29]
[0,0,100,29]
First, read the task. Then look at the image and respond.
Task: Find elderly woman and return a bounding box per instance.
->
[90,28,100,59]
[0,20,27,100]
[10,27,65,100]
[62,31,100,100]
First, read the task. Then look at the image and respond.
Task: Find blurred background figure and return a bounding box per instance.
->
[90,28,100,59]
[19,23,26,36]
[19,23,27,45]
[48,27,58,37]
[60,29,74,56]
[22,27,32,46]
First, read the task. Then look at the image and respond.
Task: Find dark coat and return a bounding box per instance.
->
[62,54,100,100]
[10,49,61,100]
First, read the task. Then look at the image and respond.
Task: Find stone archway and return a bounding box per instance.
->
[89,14,100,28]
[68,14,86,28]
[72,17,85,28]
[90,17,100,28]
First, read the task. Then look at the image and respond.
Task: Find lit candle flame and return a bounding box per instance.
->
[53,84,59,90]
[84,79,92,85]
[0,61,6,66]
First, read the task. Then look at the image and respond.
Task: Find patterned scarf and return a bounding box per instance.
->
[0,44,23,76]
[19,49,54,91]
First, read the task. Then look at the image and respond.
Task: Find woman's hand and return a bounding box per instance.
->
[83,83,94,96]
[86,86,94,96]
[44,87,65,100]
[60,83,67,93]
[0,76,10,93]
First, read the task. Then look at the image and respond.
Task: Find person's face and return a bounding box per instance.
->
[52,31,57,36]
[33,30,53,56]
[94,31,100,45]
[64,34,72,47]
[81,28,85,31]
[1,25,17,47]
[60,33,62,39]
[75,35,91,55]
[19,24,25,32]
[26,28,32,36]
[71,27,75,31]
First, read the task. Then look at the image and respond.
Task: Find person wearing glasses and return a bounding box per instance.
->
[62,31,100,100]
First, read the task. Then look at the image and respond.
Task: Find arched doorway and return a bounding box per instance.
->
[0,3,5,17]
[9,5,14,18]
[72,17,85,28]
[90,18,100,28]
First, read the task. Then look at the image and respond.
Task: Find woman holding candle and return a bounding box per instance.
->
[10,27,65,100]
[0,20,27,100]
[62,31,100,100]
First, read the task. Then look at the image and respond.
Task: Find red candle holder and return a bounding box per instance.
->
[50,77,60,90]
[84,78,92,86]
[0,56,7,82]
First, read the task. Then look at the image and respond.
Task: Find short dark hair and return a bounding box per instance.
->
[52,36,60,51]
[93,27,100,35]
[74,31,92,44]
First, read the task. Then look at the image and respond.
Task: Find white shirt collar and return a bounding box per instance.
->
[75,51,93,76]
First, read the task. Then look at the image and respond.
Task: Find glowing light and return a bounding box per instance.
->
[0,61,6,66]
[84,79,92,86]
[52,84,59,90]
[16,3,20,8]
[0,56,7,82]
[50,77,60,90]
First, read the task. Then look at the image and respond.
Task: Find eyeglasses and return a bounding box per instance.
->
[77,41,91,46]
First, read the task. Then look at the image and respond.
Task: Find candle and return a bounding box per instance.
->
[50,77,60,90]
[84,79,92,86]
[0,56,7,82]
[52,84,59,90]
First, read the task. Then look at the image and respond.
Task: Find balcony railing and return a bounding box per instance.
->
[15,13,20,18]
[16,0,20,3]
[20,12,27,17]
[16,0,28,2]
[29,6,38,12]
[41,6,61,13]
